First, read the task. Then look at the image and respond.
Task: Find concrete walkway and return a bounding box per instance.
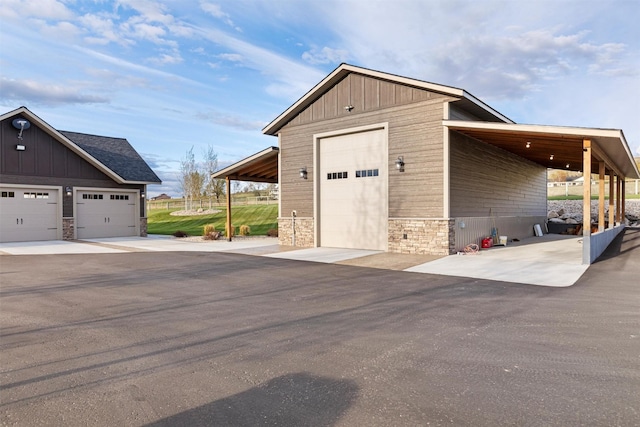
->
[0,234,590,287]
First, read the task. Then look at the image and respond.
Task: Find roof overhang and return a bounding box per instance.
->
[1,106,158,185]
[444,120,640,179]
[263,64,512,136]
[211,146,279,183]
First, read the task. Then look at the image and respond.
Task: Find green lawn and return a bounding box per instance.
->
[147,205,278,236]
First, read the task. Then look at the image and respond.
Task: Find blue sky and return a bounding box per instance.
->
[1,0,638,197]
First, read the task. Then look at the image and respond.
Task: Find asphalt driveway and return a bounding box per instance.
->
[1,229,639,426]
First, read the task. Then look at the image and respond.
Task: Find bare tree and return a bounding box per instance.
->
[179,146,205,211]
[202,145,225,203]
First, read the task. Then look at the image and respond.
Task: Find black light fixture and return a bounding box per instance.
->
[65,186,72,196]
[299,167,308,179]
[141,191,145,198]
[395,156,405,172]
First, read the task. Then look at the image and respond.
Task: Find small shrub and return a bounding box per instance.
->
[203,224,215,236]
[239,225,251,236]
[225,224,235,238]
[267,228,278,237]
[172,230,189,238]
[203,224,221,240]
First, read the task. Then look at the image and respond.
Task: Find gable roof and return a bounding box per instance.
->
[60,131,161,183]
[263,63,513,136]
[1,106,161,184]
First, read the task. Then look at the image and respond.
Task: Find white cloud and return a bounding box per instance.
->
[80,13,132,46]
[200,2,240,31]
[217,53,243,62]
[196,110,266,131]
[302,46,349,65]
[148,51,183,65]
[0,0,74,20]
[0,77,109,105]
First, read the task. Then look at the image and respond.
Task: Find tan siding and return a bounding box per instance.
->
[363,78,379,110]
[312,98,325,121]
[280,95,456,219]
[350,74,365,111]
[324,86,338,117]
[379,80,395,107]
[336,76,350,117]
[449,131,547,217]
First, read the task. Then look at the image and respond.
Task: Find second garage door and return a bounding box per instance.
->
[0,186,60,243]
[319,129,388,250]
[76,189,137,239]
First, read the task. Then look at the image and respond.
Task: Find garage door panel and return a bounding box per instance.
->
[319,129,388,250]
[0,187,60,242]
[77,191,137,239]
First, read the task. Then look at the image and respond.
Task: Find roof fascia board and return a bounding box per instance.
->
[2,107,135,184]
[211,146,279,179]
[443,120,623,139]
[263,64,510,135]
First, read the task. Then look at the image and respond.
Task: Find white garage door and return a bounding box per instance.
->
[0,186,60,243]
[319,129,388,250]
[76,190,137,239]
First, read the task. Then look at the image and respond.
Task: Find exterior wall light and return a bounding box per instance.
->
[141,191,145,198]
[16,144,26,151]
[65,186,72,196]
[395,156,405,172]
[525,141,531,148]
[299,167,308,179]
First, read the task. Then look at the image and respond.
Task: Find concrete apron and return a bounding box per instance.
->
[406,234,587,287]
[0,235,588,287]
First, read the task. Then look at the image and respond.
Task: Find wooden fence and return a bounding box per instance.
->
[147,197,278,210]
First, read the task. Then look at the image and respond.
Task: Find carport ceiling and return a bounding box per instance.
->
[444,120,640,179]
[212,146,278,183]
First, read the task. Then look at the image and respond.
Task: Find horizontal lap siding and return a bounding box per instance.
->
[280,75,455,218]
[449,131,547,217]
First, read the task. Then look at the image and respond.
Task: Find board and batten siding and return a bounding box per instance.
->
[1,117,144,218]
[449,130,547,217]
[279,85,457,219]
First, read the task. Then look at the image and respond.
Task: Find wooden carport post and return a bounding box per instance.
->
[598,162,606,232]
[609,171,615,227]
[621,179,626,224]
[226,176,232,242]
[582,139,592,264]
[616,177,622,224]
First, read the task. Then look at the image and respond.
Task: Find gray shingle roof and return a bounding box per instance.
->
[60,131,161,183]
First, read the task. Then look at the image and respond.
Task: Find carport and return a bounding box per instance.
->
[444,120,640,264]
[211,147,279,241]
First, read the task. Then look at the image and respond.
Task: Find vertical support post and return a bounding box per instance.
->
[621,179,626,225]
[226,176,232,242]
[616,176,622,225]
[582,139,592,265]
[609,171,615,228]
[598,162,605,232]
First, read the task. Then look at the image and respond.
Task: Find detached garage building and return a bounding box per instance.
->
[214,64,639,264]
[0,107,161,243]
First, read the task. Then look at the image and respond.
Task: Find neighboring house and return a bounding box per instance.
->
[0,106,161,243]
[215,64,639,264]
[150,193,171,201]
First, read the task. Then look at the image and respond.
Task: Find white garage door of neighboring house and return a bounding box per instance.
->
[0,186,60,243]
[319,128,388,251]
[76,189,137,239]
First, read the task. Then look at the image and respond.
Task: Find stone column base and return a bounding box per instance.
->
[140,217,148,237]
[278,217,314,247]
[62,218,75,240]
[388,218,455,255]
